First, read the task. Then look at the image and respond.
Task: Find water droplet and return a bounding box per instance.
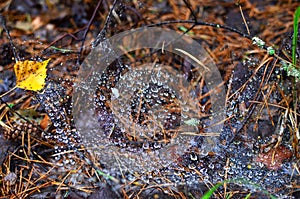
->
[157,81,163,86]
[143,142,149,150]
[100,95,105,100]
[190,153,198,161]
[182,114,188,119]
[158,114,164,119]
[183,107,189,112]
[151,75,157,84]
[56,129,64,134]
[188,164,196,169]
[154,142,161,149]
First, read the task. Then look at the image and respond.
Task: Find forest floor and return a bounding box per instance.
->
[0,0,300,198]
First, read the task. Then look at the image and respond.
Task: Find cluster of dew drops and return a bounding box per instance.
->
[35,80,81,162]
[94,61,190,152]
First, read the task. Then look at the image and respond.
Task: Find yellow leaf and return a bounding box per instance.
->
[14,59,50,91]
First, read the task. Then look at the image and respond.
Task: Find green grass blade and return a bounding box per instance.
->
[201,178,277,199]
[244,193,251,199]
[96,169,119,183]
[201,182,223,199]
[292,6,300,67]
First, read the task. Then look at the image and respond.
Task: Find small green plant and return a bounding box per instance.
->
[251,36,275,55]
[282,60,300,79]
[267,46,275,55]
[252,36,265,48]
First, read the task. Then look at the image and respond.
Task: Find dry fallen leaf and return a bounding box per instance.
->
[14,59,50,91]
[40,114,50,130]
[255,145,292,170]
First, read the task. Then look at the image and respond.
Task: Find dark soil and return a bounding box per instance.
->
[0,0,299,198]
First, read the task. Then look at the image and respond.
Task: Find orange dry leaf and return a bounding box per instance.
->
[255,146,292,170]
[40,114,50,130]
[14,59,50,91]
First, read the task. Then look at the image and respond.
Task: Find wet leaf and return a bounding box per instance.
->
[14,59,50,91]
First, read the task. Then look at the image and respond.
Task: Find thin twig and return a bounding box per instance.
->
[78,0,104,63]
[182,0,198,23]
[148,19,252,39]
[238,3,250,35]
[92,0,120,47]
